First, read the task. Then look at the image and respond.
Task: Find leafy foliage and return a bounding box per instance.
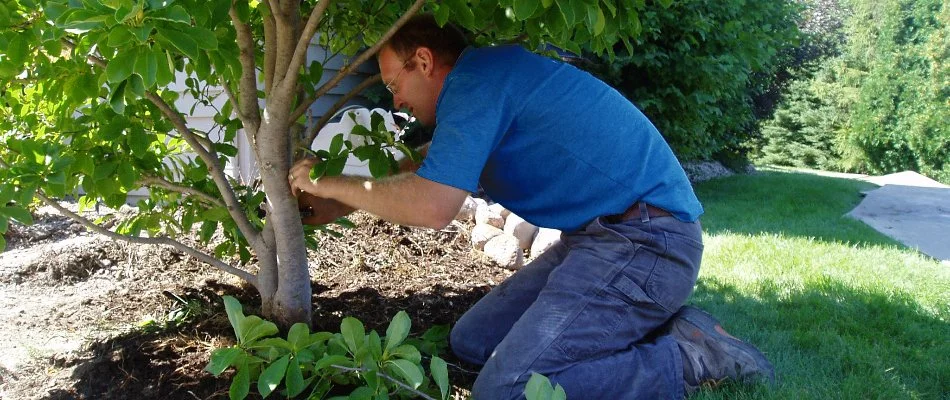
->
[585,0,801,161]
[755,0,949,183]
[0,0,664,325]
[207,296,453,400]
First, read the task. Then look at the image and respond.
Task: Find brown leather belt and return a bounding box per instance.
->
[612,201,672,222]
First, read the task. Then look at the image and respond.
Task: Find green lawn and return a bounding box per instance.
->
[688,170,949,400]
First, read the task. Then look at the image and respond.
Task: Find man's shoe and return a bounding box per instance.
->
[669,306,776,393]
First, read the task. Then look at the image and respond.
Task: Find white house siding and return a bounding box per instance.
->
[126,42,379,202]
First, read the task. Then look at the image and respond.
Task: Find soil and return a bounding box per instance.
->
[0,203,509,399]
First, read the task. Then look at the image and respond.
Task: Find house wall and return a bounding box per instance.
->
[126,42,380,203]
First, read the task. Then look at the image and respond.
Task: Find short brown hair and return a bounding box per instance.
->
[385,14,468,67]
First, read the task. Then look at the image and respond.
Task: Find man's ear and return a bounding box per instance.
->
[415,47,436,76]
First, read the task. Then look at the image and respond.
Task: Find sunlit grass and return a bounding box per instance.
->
[688,171,948,399]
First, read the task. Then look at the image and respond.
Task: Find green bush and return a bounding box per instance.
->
[756,0,949,183]
[585,0,801,161]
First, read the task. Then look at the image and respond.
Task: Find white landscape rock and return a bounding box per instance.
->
[475,203,505,229]
[483,234,524,270]
[530,228,562,258]
[455,196,478,221]
[504,214,539,250]
[488,203,511,219]
[471,223,504,251]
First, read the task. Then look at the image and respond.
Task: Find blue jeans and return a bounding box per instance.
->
[451,213,703,399]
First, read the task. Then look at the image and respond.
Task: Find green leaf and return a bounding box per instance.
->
[230,365,250,400]
[513,0,538,20]
[109,80,127,114]
[388,344,420,363]
[553,384,567,400]
[367,330,382,360]
[587,4,605,36]
[107,26,135,47]
[434,4,450,26]
[241,316,279,344]
[179,25,217,50]
[117,162,137,188]
[657,0,673,8]
[324,156,346,177]
[542,0,554,9]
[157,30,199,59]
[524,373,554,400]
[135,46,158,88]
[557,0,576,26]
[285,358,306,397]
[205,347,243,376]
[94,161,119,181]
[0,234,6,252]
[126,73,146,98]
[386,359,424,389]
[430,356,449,400]
[368,152,390,178]
[199,220,217,242]
[155,48,175,85]
[2,206,33,225]
[444,0,474,28]
[340,317,365,354]
[384,311,410,353]
[329,134,344,155]
[0,217,7,235]
[148,5,190,24]
[314,354,352,372]
[257,355,289,398]
[222,296,246,339]
[288,323,310,351]
[106,50,137,83]
[308,60,323,83]
[309,162,327,180]
[129,22,153,42]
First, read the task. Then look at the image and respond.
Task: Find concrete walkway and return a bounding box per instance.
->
[844,171,950,263]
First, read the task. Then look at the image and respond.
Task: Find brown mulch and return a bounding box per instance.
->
[1,210,508,399]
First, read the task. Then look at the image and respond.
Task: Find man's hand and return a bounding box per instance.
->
[288,157,322,197]
[297,192,355,225]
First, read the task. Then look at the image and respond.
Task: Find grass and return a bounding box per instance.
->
[688,170,949,400]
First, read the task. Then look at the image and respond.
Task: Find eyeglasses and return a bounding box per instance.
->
[385,59,412,95]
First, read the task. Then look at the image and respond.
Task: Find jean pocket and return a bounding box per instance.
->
[645,232,703,313]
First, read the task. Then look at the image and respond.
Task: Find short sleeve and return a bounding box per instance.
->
[416,73,515,193]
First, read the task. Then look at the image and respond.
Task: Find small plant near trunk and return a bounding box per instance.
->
[206,296,451,400]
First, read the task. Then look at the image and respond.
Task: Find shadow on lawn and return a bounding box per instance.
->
[689,276,949,399]
[694,171,903,248]
[44,282,488,400]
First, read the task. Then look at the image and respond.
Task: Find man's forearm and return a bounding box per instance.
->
[319,172,464,229]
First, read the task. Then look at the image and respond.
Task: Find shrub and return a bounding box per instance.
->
[585,0,801,161]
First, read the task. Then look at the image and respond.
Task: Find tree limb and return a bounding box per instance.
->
[263,6,278,93]
[298,0,427,121]
[32,190,259,287]
[300,73,381,147]
[138,175,226,208]
[229,4,263,136]
[278,0,333,94]
[144,92,265,253]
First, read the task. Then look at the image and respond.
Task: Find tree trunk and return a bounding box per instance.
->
[256,104,313,327]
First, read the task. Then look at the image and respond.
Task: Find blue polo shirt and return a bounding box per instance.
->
[416,45,703,231]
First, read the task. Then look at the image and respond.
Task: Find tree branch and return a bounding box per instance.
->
[300,73,381,147]
[330,365,437,400]
[263,6,278,93]
[138,175,226,208]
[32,190,259,287]
[144,92,265,253]
[229,4,262,136]
[278,0,333,94]
[300,0,426,118]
